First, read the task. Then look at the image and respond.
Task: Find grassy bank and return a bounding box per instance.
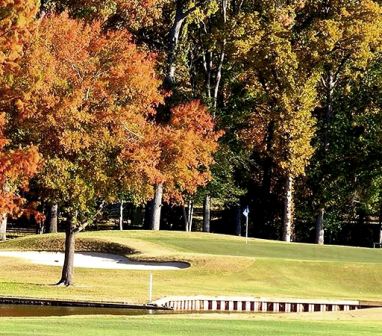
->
[0,231,381,303]
[1,309,382,336]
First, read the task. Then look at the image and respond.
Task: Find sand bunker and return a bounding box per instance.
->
[0,251,189,270]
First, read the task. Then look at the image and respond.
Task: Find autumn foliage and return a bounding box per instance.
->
[0,0,40,216]
[0,0,38,77]
[121,100,222,203]
[161,100,222,202]
[14,12,164,211]
[0,114,39,215]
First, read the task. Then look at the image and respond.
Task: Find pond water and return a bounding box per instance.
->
[0,304,170,317]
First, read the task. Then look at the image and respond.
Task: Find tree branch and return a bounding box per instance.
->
[74,201,105,233]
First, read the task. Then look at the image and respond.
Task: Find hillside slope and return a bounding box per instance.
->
[0,231,381,303]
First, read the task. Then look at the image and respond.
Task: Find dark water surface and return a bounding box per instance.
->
[0,304,168,317]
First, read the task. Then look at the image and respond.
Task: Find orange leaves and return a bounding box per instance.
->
[0,113,8,149]
[171,100,216,135]
[0,1,40,216]
[18,12,163,145]
[3,9,220,210]
[0,125,40,214]
[154,101,222,202]
[47,0,167,33]
[116,100,222,204]
[0,0,37,78]
[164,101,222,199]
[14,12,164,208]
[0,112,40,193]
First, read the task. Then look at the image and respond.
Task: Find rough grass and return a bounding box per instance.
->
[0,231,381,303]
[1,310,382,336]
[0,235,134,255]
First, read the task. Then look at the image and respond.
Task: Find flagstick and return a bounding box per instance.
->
[245,215,249,245]
[148,272,153,303]
[243,206,250,245]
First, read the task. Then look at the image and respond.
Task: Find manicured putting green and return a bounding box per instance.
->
[85,230,382,263]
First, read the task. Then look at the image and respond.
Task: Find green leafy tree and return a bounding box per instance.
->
[297,0,382,244]
[232,2,319,241]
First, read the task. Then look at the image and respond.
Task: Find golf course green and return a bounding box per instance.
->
[0,231,381,303]
[1,231,382,336]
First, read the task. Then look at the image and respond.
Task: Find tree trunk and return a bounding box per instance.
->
[119,200,124,231]
[0,213,7,241]
[263,122,275,196]
[166,1,187,87]
[166,0,209,87]
[182,205,188,231]
[203,195,211,232]
[183,200,194,232]
[378,200,382,244]
[323,71,335,152]
[187,200,194,232]
[151,183,163,231]
[213,0,227,110]
[213,42,226,110]
[57,217,76,286]
[282,174,294,242]
[310,71,335,237]
[202,50,212,99]
[36,222,44,235]
[144,201,153,229]
[315,208,325,245]
[47,203,58,233]
[234,205,241,236]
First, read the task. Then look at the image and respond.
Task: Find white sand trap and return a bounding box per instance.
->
[0,251,189,270]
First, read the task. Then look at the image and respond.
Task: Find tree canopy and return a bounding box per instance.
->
[1,0,381,250]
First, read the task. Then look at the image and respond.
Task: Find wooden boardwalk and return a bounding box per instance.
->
[154,296,382,313]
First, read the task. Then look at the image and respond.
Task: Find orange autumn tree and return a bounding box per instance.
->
[163,101,222,199]
[141,100,222,230]
[14,13,163,285]
[0,0,38,76]
[0,0,40,241]
[152,100,222,231]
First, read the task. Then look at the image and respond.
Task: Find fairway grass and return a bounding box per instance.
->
[1,310,382,336]
[0,231,381,303]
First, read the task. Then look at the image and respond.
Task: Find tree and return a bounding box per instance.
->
[45,1,224,232]
[299,55,382,246]
[0,0,40,241]
[14,13,163,285]
[181,2,256,233]
[195,143,247,233]
[146,100,222,230]
[232,2,319,242]
[297,0,382,244]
